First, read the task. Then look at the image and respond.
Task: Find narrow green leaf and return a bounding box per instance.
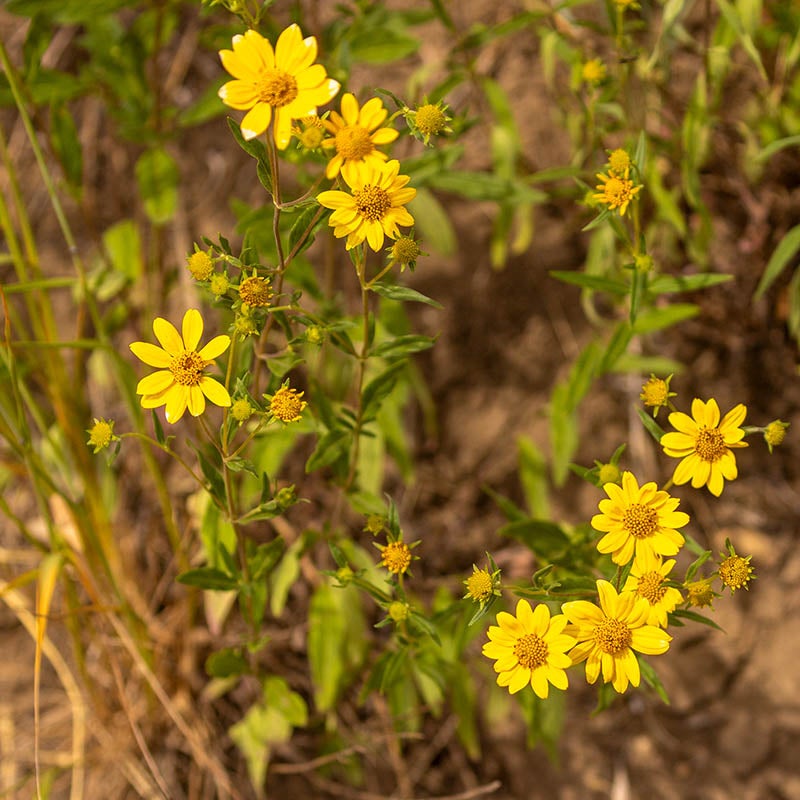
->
[549,270,629,295]
[636,407,666,443]
[205,648,248,678]
[754,224,800,300]
[135,147,179,225]
[647,273,732,294]
[407,188,456,256]
[370,334,436,359]
[177,567,238,591]
[756,134,800,163]
[638,657,670,704]
[633,303,699,333]
[370,281,442,308]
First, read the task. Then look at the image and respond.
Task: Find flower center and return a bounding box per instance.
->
[382,542,412,574]
[695,427,726,462]
[622,503,658,539]
[354,185,391,222]
[719,556,752,590]
[335,125,374,159]
[636,571,667,604]
[169,351,205,387]
[270,387,306,422]
[513,633,549,670]
[594,618,632,655]
[466,571,493,601]
[602,176,634,206]
[415,104,446,136]
[256,69,298,107]
[641,378,667,406]
[239,275,273,307]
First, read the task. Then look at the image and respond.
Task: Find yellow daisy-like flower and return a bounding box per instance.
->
[718,547,754,593]
[86,418,117,453]
[593,166,641,216]
[321,93,398,180]
[482,599,576,699]
[317,160,416,251]
[218,25,340,147]
[685,577,716,608]
[622,550,683,628]
[379,541,413,575]
[130,309,231,423]
[581,58,607,86]
[660,398,748,497]
[562,580,672,694]
[267,384,307,423]
[592,471,688,566]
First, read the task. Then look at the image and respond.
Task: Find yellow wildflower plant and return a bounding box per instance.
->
[591,470,688,566]
[660,398,748,496]
[640,373,675,417]
[321,93,399,180]
[593,166,641,216]
[581,58,607,86]
[317,159,416,251]
[482,599,575,699]
[718,544,754,593]
[622,550,683,628]
[218,25,340,146]
[86,418,118,454]
[562,580,672,694]
[377,540,414,575]
[607,148,631,174]
[130,309,231,423]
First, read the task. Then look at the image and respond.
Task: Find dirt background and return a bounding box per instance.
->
[1,1,799,798]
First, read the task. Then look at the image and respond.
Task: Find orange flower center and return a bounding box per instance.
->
[169,351,205,387]
[622,503,658,539]
[636,571,667,604]
[239,275,273,307]
[600,176,635,207]
[695,427,726,462]
[381,542,412,574]
[354,184,391,222]
[256,69,298,107]
[335,125,374,159]
[594,618,632,655]
[718,556,752,590]
[513,633,549,670]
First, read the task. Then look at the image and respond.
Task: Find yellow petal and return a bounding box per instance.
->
[296,63,328,91]
[530,668,550,699]
[672,453,698,485]
[667,410,698,436]
[199,334,231,362]
[130,341,171,368]
[240,103,272,140]
[165,387,188,423]
[219,48,257,81]
[340,92,359,125]
[371,127,398,145]
[596,580,619,616]
[153,317,183,356]
[187,385,206,417]
[136,370,174,396]
[218,79,258,110]
[530,602,550,637]
[720,403,746,432]
[365,222,385,252]
[182,309,203,351]
[630,625,671,655]
[199,377,231,408]
[707,465,724,496]
[516,598,535,632]
[508,665,531,694]
[691,458,711,488]
[237,29,274,71]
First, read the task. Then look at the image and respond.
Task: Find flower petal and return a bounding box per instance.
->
[187,385,206,417]
[136,370,174,396]
[218,79,259,110]
[199,334,231,362]
[240,103,272,140]
[130,341,171,368]
[153,317,184,356]
[199,377,231,408]
[182,309,203,351]
[164,386,188,423]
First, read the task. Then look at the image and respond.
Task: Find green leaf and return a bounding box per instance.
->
[549,270,629,295]
[370,281,442,308]
[754,224,800,300]
[632,303,699,333]
[647,273,733,294]
[177,567,238,591]
[205,648,248,678]
[250,538,285,581]
[638,657,670,704]
[517,436,549,518]
[307,583,346,712]
[102,220,142,281]
[499,518,571,560]
[407,188,456,256]
[670,608,724,631]
[288,203,323,257]
[305,428,349,473]
[361,362,406,421]
[349,28,419,63]
[370,334,436,360]
[135,148,179,225]
[269,538,304,617]
[600,321,633,373]
[636,407,666,443]
[50,104,82,190]
[756,134,800,163]
[226,117,271,192]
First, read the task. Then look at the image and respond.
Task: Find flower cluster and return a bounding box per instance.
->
[593,148,642,216]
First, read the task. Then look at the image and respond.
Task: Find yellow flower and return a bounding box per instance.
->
[593,166,641,216]
[562,580,672,694]
[130,309,231,423]
[413,102,450,141]
[764,419,788,453]
[685,577,716,608]
[592,471,688,566]
[581,58,606,86]
[640,373,675,417]
[86,418,117,453]
[597,462,621,486]
[317,160,416,251]
[266,383,307,423]
[321,93,398,180]
[482,599,576,699]
[379,541,413,575]
[608,148,631,174]
[231,398,254,422]
[718,547,754,593]
[187,250,214,281]
[388,234,424,272]
[292,115,326,150]
[661,398,748,496]
[622,550,683,628]
[238,273,273,308]
[218,25,340,147]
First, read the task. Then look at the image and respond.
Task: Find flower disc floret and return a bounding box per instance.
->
[218,25,340,147]
[465,569,493,602]
[482,599,576,699]
[321,94,398,180]
[661,398,748,496]
[187,251,214,281]
[268,385,307,423]
[239,275,273,307]
[380,541,412,575]
[623,550,683,627]
[594,167,641,216]
[718,553,754,593]
[608,148,631,174]
[415,104,446,136]
[87,418,117,453]
[317,160,416,251]
[130,309,231,423]
[592,471,688,565]
[562,580,671,694]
